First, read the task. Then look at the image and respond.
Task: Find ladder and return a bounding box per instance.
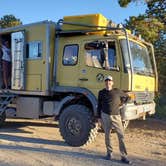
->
[0,91,16,116]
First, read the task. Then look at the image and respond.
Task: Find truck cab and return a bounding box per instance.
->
[55,18,157,121]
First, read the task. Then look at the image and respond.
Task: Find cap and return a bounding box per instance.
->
[104,75,113,81]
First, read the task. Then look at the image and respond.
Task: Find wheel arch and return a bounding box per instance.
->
[53,86,98,117]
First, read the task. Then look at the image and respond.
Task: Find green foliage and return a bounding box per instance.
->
[156,56,166,93]
[146,1,166,95]
[118,0,148,7]
[122,0,166,96]
[146,0,166,24]
[118,0,132,7]
[0,14,22,28]
[120,0,166,44]
[124,15,164,43]
[154,95,166,120]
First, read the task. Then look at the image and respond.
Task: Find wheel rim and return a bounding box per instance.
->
[67,117,82,136]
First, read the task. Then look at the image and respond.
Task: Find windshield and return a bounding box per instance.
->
[120,39,154,75]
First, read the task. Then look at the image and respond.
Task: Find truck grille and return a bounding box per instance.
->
[135,92,154,104]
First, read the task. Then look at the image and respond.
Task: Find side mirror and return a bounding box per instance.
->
[109,65,120,71]
[101,48,106,62]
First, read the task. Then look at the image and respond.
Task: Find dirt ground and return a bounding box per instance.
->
[0,118,166,166]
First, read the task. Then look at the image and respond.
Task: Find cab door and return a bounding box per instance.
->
[57,38,79,87]
[78,39,121,97]
[11,31,25,90]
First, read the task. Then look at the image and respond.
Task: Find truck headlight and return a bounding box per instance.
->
[127,92,136,102]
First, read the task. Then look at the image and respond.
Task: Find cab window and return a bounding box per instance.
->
[108,41,117,68]
[63,45,78,65]
[84,41,117,70]
[85,48,103,68]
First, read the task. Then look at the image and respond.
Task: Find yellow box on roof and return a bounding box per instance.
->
[62,13,108,31]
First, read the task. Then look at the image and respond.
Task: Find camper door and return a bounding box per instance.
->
[11,31,25,90]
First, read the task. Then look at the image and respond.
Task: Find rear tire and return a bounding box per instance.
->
[0,111,6,127]
[59,104,98,147]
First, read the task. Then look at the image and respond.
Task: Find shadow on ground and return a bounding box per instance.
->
[0,118,58,133]
[0,143,165,166]
[0,133,67,146]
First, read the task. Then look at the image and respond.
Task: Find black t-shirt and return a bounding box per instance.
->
[97,88,129,117]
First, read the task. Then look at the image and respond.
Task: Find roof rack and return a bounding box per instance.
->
[56,19,125,36]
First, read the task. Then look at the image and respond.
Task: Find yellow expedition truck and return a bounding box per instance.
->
[0,14,158,146]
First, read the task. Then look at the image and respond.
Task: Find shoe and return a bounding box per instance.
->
[121,157,132,164]
[105,153,113,160]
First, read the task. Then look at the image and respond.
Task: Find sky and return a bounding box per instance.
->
[0,0,147,25]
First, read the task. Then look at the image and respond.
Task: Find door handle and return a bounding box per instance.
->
[79,78,88,81]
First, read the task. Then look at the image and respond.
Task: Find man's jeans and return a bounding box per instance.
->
[101,112,127,157]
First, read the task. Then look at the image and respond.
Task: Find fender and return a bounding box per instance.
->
[54,96,75,116]
[52,86,98,116]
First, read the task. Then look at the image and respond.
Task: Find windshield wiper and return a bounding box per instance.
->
[134,70,146,75]
[144,71,154,76]
[134,68,154,76]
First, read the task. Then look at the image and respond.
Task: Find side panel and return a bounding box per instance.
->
[26,74,42,91]
[16,97,43,118]
[24,24,47,92]
[132,74,155,92]
[57,37,79,87]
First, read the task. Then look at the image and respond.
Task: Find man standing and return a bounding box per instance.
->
[0,40,11,89]
[97,75,131,164]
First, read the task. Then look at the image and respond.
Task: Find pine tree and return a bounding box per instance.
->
[0,15,22,28]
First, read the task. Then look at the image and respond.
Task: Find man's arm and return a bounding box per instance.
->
[119,90,130,104]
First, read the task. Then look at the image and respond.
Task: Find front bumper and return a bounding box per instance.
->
[121,101,156,120]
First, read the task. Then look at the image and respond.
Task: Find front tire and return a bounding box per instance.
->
[59,104,98,146]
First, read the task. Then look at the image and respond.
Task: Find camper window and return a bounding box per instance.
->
[26,41,42,59]
[63,44,78,66]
